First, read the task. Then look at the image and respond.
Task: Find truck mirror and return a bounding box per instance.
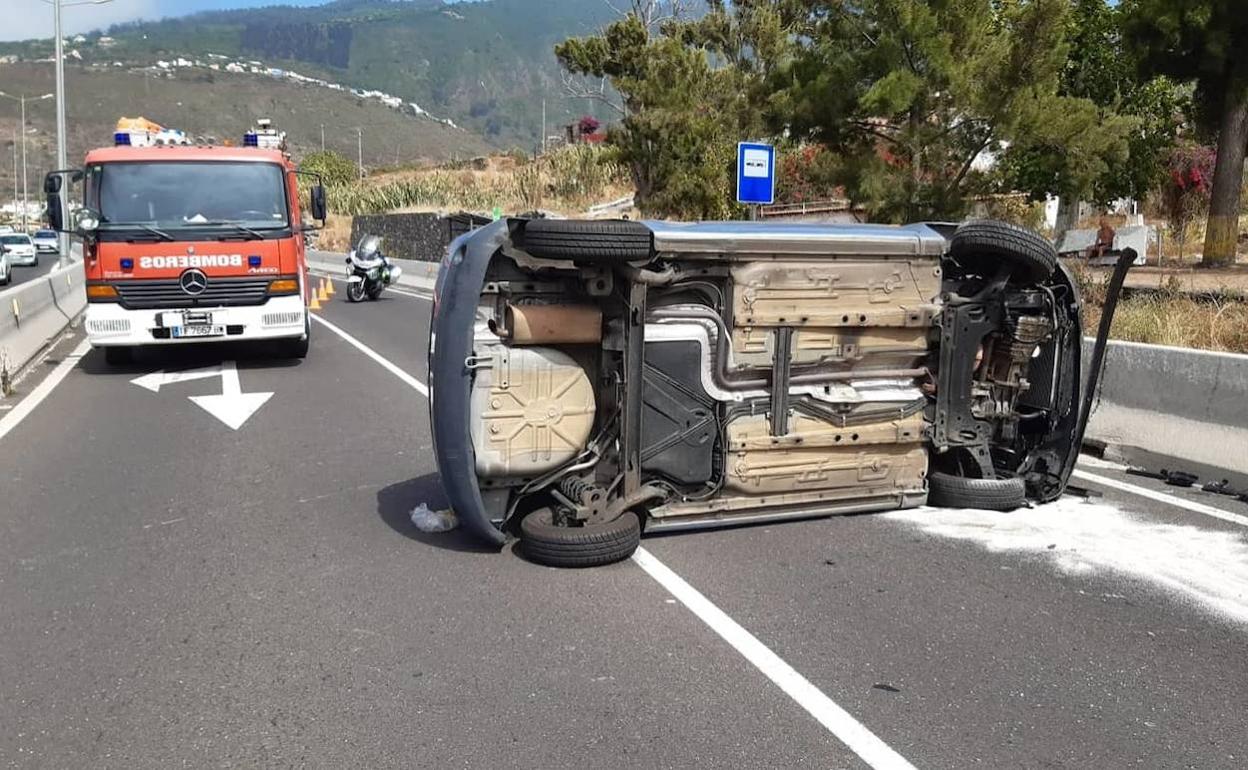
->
[44,173,61,195]
[310,184,327,222]
[46,193,63,231]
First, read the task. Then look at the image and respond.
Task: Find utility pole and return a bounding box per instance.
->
[320,123,325,152]
[11,129,17,225]
[540,98,546,158]
[53,0,68,260]
[357,128,363,180]
[19,96,29,231]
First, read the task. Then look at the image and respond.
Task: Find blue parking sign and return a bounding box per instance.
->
[736,142,775,205]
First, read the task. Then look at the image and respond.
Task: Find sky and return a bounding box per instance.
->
[2,0,334,42]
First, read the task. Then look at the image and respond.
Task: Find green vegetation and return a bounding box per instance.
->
[301,150,358,187]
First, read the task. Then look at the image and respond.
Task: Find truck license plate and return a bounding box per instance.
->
[172,325,224,338]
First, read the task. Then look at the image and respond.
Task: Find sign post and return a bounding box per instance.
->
[736,141,776,220]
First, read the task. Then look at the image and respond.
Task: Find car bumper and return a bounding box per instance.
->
[85,294,307,347]
[8,252,37,265]
[34,244,58,253]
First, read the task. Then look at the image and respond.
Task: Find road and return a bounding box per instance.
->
[5,253,59,288]
[1,274,1246,768]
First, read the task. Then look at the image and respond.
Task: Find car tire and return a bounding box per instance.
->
[104,346,134,366]
[948,220,1057,283]
[520,508,641,568]
[927,471,1026,511]
[515,219,654,263]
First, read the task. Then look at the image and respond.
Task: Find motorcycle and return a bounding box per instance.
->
[345,234,402,302]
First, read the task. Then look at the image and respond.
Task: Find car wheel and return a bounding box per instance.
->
[927,471,1026,511]
[520,508,641,568]
[104,346,134,366]
[948,220,1057,283]
[515,219,654,263]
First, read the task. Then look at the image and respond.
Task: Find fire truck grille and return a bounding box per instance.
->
[114,277,273,310]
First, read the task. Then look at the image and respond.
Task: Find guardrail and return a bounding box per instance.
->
[0,262,87,384]
[1084,338,1248,475]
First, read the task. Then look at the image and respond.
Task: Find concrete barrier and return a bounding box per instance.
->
[1084,338,1248,476]
[0,262,87,381]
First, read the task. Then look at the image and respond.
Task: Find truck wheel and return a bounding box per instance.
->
[515,219,654,263]
[948,220,1057,283]
[927,471,1026,511]
[104,346,134,366]
[282,319,310,359]
[520,508,641,568]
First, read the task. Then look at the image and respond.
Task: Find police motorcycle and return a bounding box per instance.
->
[345,234,402,302]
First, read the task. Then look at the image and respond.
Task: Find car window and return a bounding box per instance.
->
[35,230,55,238]
[1,235,32,245]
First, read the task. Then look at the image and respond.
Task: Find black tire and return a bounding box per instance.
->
[366,283,384,300]
[928,471,1026,511]
[281,318,310,359]
[346,279,366,302]
[520,509,641,568]
[515,219,654,263]
[103,346,133,366]
[949,219,1057,283]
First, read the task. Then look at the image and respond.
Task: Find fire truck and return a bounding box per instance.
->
[44,119,327,364]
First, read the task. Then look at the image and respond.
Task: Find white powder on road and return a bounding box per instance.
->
[883,498,1248,626]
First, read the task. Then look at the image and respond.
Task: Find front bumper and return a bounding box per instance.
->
[8,252,37,265]
[85,294,307,347]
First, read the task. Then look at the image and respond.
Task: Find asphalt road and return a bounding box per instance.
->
[1,276,1246,768]
[4,252,59,288]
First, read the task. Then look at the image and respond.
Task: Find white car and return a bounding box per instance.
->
[31,229,59,254]
[0,249,10,286]
[0,234,38,266]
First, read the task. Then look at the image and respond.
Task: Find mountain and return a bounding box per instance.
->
[0,0,619,148]
[0,61,494,199]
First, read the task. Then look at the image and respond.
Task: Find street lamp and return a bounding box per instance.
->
[0,91,54,231]
[42,0,114,263]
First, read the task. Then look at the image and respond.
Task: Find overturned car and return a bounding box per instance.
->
[429,218,1125,567]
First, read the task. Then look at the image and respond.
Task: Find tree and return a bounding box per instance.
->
[1159,143,1215,260]
[1124,0,1248,266]
[300,150,357,187]
[771,0,1134,222]
[1003,0,1188,206]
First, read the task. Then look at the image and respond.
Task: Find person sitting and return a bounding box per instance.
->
[1085,217,1116,259]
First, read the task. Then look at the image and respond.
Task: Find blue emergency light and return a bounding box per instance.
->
[248,256,262,266]
[243,132,259,147]
[120,258,134,270]
[114,132,132,146]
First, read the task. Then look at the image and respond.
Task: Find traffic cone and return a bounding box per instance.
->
[316,280,329,303]
[324,276,336,296]
[308,290,322,311]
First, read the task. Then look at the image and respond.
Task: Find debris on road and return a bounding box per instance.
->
[411,503,458,533]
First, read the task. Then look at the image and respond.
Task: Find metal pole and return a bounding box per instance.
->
[53,0,69,262]
[540,98,546,158]
[20,96,29,232]
[11,128,17,224]
[320,123,325,152]
[357,128,363,180]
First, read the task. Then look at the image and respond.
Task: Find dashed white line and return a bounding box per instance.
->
[321,319,914,769]
[0,339,91,443]
[309,313,428,396]
[632,547,917,770]
[1072,469,1248,529]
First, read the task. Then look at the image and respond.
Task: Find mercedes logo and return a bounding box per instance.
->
[179,269,208,296]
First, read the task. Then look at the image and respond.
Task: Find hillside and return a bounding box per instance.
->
[0,62,494,197]
[0,0,619,148]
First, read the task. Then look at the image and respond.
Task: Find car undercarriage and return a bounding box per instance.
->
[429,218,1126,567]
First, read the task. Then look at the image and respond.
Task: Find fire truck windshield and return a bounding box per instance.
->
[86,161,290,233]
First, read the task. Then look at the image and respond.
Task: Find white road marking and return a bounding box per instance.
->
[1072,469,1248,529]
[130,361,273,430]
[325,322,911,767]
[633,547,917,770]
[310,314,429,396]
[0,339,91,443]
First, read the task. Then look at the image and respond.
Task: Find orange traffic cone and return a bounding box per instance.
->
[316,280,329,303]
[324,276,336,296]
[308,290,322,311]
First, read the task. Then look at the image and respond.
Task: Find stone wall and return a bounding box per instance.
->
[349,212,491,262]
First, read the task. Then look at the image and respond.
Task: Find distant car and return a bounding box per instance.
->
[32,229,59,254]
[0,248,11,286]
[0,234,38,266]
[0,225,13,235]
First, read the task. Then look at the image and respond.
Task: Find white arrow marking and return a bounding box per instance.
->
[131,361,274,430]
[130,365,224,393]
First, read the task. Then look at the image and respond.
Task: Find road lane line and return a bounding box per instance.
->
[632,547,917,770]
[0,339,91,442]
[1072,469,1248,529]
[309,314,428,396]
[313,321,913,766]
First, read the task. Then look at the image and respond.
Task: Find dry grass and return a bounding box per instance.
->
[316,213,354,252]
[1070,262,1248,354]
